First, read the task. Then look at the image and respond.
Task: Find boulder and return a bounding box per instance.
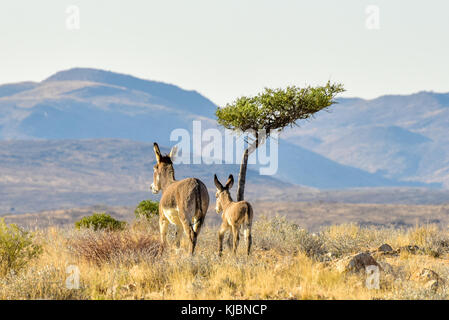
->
[399,245,420,254]
[416,268,445,292]
[335,252,380,274]
[324,252,337,261]
[378,243,394,253]
[425,280,440,292]
[418,268,441,282]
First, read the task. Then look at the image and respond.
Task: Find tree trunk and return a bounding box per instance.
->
[236,132,259,202]
[232,134,259,245]
[236,148,249,202]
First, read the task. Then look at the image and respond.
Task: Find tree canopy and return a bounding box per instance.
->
[216,81,345,135]
[215,81,345,202]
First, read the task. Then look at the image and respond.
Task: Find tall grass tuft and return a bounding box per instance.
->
[254,216,326,259]
[318,223,393,258]
[408,224,449,257]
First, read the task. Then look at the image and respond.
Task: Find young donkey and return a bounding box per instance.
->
[214,174,253,256]
[151,143,209,255]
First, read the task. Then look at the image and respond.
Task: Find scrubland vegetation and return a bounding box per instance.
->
[1,214,449,300]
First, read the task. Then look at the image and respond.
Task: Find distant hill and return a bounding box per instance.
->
[1,139,448,219]
[284,92,449,188]
[44,68,218,119]
[0,68,217,145]
[0,68,445,189]
[0,139,293,214]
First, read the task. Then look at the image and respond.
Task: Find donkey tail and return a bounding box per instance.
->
[244,203,253,255]
[192,180,206,233]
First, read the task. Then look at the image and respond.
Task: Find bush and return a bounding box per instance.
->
[254,216,325,258]
[408,224,449,258]
[68,229,161,265]
[319,223,390,258]
[0,219,42,277]
[75,213,126,231]
[135,200,159,220]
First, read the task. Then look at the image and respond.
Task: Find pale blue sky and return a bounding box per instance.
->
[0,0,448,105]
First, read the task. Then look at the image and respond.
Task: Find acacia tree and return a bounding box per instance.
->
[216,81,344,201]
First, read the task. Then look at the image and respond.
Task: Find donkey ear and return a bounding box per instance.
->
[214,174,224,191]
[169,145,178,162]
[225,174,234,189]
[153,142,161,163]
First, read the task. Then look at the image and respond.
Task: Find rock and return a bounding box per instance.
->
[323,252,337,262]
[418,268,441,282]
[335,252,381,274]
[124,283,136,292]
[378,243,394,253]
[399,245,420,254]
[378,244,393,252]
[425,280,440,292]
[416,268,445,292]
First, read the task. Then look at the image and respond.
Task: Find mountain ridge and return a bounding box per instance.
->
[0,68,447,189]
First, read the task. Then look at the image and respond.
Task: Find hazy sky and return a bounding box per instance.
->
[1,0,448,105]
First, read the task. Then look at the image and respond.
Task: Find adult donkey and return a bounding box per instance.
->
[151,143,209,255]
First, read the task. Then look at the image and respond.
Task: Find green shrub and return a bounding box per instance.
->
[0,219,42,277]
[75,213,126,231]
[134,200,159,220]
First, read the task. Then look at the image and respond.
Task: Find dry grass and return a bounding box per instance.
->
[1,215,449,300]
[68,225,161,266]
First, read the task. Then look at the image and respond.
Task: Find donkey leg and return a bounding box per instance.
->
[174,224,183,249]
[190,216,204,255]
[218,222,229,257]
[190,230,198,256]
[226,233,233,250]
[180,219,195,255]
[244,226,252,256]
[159,215,169,250]
[231,226,240,255]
